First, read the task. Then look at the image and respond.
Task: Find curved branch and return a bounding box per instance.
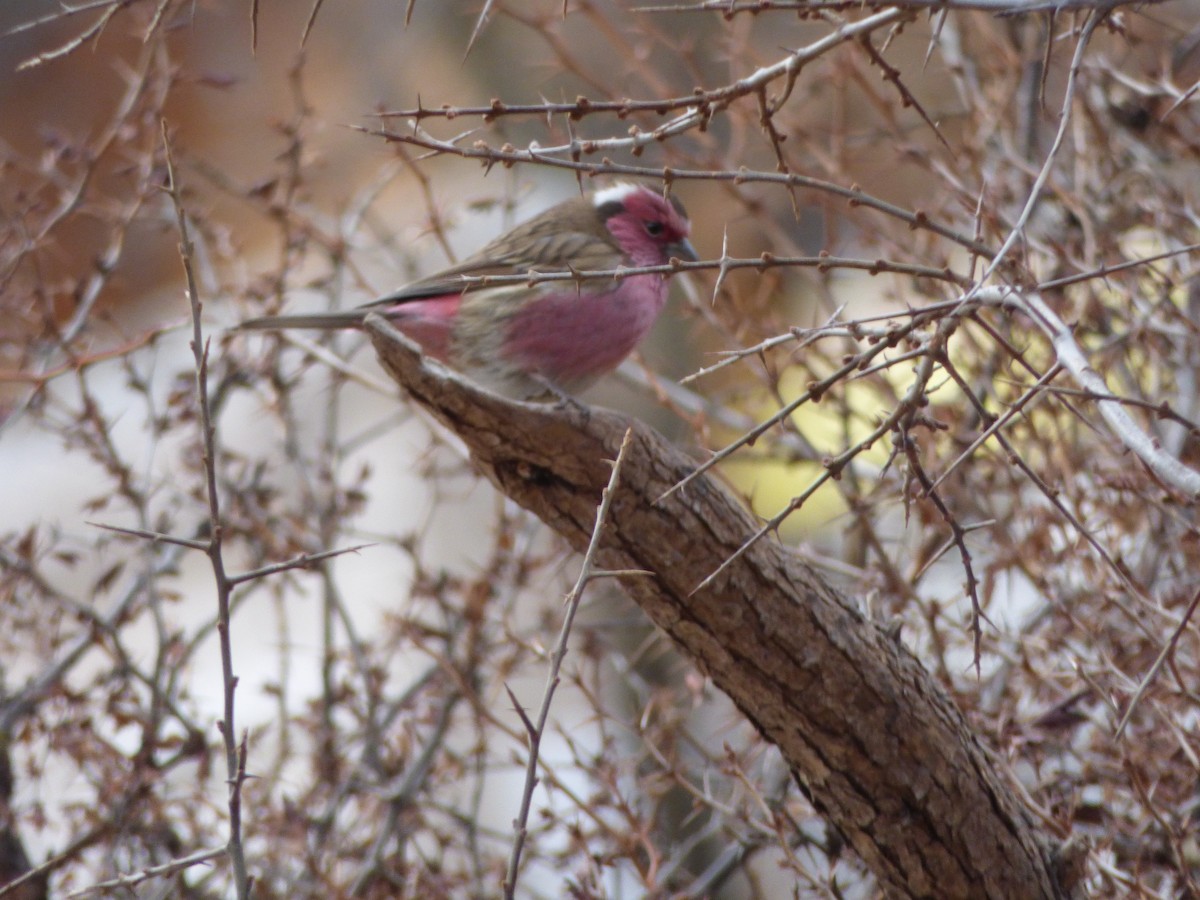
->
[365,316,1079,899]
[984,286,1200,498]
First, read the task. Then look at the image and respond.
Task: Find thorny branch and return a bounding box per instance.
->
[360,140,995,260]
[62,847,227,899]
[163,126,252,899]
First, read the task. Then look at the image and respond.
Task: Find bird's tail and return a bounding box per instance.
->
[236,310,367,331]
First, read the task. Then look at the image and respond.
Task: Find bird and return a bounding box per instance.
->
[238,182,698,399]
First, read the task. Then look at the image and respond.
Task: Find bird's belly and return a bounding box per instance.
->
[500,276,668,391]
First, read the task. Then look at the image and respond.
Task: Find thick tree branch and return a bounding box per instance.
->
[365,316,1079,899]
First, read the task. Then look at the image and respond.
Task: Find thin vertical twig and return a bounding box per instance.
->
[161,122,251,900]
[967,10,1103,293]
[503,428,649,899]
[1117,586,1200,737]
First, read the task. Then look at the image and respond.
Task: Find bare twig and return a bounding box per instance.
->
[63,846,226,899]
[162,123,251,899]
[968,11,1101,292]
[1116,586,1200,737]
[86,521,211,552]
[504,428,641,899]
[228,543,376,585]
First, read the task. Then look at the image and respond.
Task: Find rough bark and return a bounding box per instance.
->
[366,316,1077,899]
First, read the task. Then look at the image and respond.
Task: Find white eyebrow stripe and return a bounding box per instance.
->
[591,183,641,207]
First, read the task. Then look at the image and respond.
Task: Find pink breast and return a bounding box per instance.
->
[501,276,668,390]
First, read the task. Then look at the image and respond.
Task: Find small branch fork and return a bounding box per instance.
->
[897,418,987,668]
[63,847,227,899]
[503,429,649,900]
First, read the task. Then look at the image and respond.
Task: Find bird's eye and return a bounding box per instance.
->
[644,220,665,237]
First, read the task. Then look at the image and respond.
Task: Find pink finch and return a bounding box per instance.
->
[239,183,697,399]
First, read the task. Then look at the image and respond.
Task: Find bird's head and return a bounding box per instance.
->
[593,183,698,267]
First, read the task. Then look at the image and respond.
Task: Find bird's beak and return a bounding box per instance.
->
[669,238,699,263]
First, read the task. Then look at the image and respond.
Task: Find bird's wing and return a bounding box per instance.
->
[362,199,625,310]
[362,258,527,308]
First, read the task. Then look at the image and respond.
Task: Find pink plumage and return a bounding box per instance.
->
[238,183,697,399]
